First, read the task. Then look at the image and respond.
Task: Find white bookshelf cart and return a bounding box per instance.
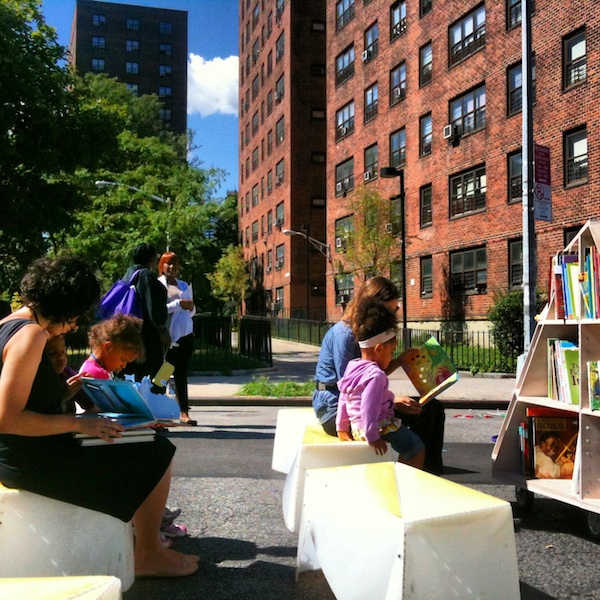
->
[492,219,600,538]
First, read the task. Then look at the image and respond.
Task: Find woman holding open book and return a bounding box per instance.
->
[312,276,446,474]
[0,256,198,578]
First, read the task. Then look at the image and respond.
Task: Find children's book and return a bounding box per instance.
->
[588,360,600,411]
[398,337,459,405]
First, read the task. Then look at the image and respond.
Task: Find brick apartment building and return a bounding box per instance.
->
[242,0,596,327]
[238,0,328,320]
[69,0,188,134]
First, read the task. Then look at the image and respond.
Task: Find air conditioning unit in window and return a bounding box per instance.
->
[338,125,348,136]
[385,223,393,234]
[277,132,284,143]
[276,258,284,269]
[443,124,453,139]
[335,237,343,248]
[363,170,371,181]
[337,293,350,305]
[393,86,405,100]
[443,123,462,143]
[392,23,403,36]
[361,50,369,61]
[335,182,343,193]
[275,217,284,228]
[275,91,282,102]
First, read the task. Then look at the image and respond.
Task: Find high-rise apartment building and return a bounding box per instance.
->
[326,0,597,326]
[239,0,328,320]
[69,0,188,134]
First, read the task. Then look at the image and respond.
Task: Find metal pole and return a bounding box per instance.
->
[522,0,537,351]
[399,169,408,348]
[305,225,310,320]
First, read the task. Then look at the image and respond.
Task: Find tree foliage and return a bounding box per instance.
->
[339,185,397,282]
[207,245,249,316]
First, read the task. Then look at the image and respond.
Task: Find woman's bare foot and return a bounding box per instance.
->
[135,549,199,578]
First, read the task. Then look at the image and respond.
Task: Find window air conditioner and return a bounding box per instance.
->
[363,170,371,181]
[443,124,453,139]
[392,23,402,36]
[385,223,393,234]
[361,50,369,61]
[337,293,350,305]
[336,182,343,193]
[339,125,348,136]
[335,237,343,248]
[393,86,405,100]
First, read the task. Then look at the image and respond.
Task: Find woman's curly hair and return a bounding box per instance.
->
[20,256,101,324]
[88,314,144,359]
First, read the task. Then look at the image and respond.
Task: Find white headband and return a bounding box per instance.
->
[358,329,397,348]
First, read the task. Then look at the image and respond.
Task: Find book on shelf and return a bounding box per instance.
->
[74,428,156,447]
[518,421,532,476]
[547,339,579,404]
[588,360,600,411]
[526,407,578,480]
[551,255,566,319]
[398,337,459,405]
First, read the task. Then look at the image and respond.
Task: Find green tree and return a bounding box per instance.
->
[207,245,249,316]
[339,185,397,282]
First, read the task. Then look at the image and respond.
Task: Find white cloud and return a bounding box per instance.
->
[187,54,239,118]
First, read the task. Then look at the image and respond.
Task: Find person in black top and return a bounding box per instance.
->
[122,243,171,382]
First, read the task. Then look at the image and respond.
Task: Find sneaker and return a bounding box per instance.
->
[160,532,173,548]
[161,522,188,539]
[163,506,182,522]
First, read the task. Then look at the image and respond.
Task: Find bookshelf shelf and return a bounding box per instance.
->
[493,219,600,524]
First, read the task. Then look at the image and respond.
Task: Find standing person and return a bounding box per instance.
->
[122,243,171,383]
[336,298,425,469]
[158,252,197,425]
[312,276,445,474]
[0,256,198,578]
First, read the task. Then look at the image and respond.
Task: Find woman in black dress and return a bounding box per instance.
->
[0,256,198,578]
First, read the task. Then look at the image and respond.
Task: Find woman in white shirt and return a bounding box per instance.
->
[158,252,197,425]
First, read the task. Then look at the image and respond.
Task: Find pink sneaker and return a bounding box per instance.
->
[161,522,188,539]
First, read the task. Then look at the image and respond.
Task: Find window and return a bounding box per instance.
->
[159,21,172,35]
[363,22,379,63]
[159,43,172,56]
[312,152,326,164]
[93,14,106,27]
[390,261,403,289]
[276,159,285,187]
[252,40,260,65]
[252,112,259,135]
[252,3,260,29]
[267,130,273,155]
[125,62,140,75]
[126,18,139,31]
[252,221,259,243]
[507,0,521,30]
[274,287,284,311]
[276,32,285,62]
[450,84,486,136]
[449,5,486,67]
[508,150,522,203]
[275,244,285,270]
[451,247,487,293]
[252,148,259,171]
[267,170,273,194]
[275,202,284,227]
[564,226,580,247]
[390,63,406,105]
[159,108,172,121]
[420,113,432,156]
[336,101,355,141]
[335,216,354,252]
[312,109,326,120]
[158,86,172,98]
[390,128,406,168]
[509,239,523,289]
[421,256,433,296]
[336,158,354,196]
[126,83,139,95]
[390,2,406,40]
[419,42,432,87]
[364,144,378,180]
[91,58,105,72]
[126,39,139,52]
[450,165,486,217]
[159,64,172,77]
[252,185,259,207]
[267,91,273,115]
[267,50,273,76]
[276,117,284,145]
[92,36,105,49]
[266,248,272,270]
[275,75,284,102]
[335,273,354,304]
[420,0,432,18]
[390,195,401,236]
[336,45,355,86]
[364,83,378,122]
[564,29,586,89]
[507,63,522,115]
[420,184,432,227]
[336,0,355,31]
[252,76,259,100]
[564,127,588,186]
[267,210,273,233]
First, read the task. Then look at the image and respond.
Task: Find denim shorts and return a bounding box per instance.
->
[381,425,425,460]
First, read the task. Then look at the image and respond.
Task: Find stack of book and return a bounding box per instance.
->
[547,339,579,405]
[75,427,156,447]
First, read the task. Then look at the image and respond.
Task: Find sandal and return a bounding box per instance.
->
[181,419,198,426]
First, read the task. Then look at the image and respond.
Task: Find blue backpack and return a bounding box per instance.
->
[96,269,143,320]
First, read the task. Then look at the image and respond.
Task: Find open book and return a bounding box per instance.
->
[397,337,459,405]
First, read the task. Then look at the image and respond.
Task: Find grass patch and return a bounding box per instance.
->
[238,375,314,397]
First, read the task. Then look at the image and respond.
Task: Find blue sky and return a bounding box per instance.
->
[40,0,240,196]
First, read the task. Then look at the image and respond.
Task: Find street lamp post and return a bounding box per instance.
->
[95,180,171,251]
[380,166,408,348]
[283,228,331,320]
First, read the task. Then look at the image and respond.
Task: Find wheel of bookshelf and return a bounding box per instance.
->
[515,486,534,510]
[584,511,600,541]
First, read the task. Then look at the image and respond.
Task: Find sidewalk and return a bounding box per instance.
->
[188,338,516,409]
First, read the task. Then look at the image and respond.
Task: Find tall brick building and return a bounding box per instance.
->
[69,0,188,134]
[242,0,596,327]
[238,0,328,320]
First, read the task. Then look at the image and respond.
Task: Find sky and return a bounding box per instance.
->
[40,0,240,196]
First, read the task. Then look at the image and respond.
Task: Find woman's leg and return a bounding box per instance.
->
[167,334,194,419]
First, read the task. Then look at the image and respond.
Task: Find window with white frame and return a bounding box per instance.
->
[420,113,432,156]
[564,126,588,186]
[419,42,432,87]
[336,45,355,86]
[390,2,406,41]
[564,29,586,89]
[252,148,259,171]
[390,62,406,105]
[390,128,406,168]
[336,0,355,31]
[252,184,259,206]
[336,101,355,141]
[363,22,379,63]
[364,83,378,122]
[451,247,487,294]
[275,244,285,270]
[450,165,486,217]
[335,157,354,196]
[335,273,354,304]
[364,144,378,181]
[449,5,485,67]
[450,84,486,136]
[252,221,259,243]
[335,216,354,252]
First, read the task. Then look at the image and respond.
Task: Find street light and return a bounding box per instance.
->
[95,180,171,251]
[380,166,408,348]
[283,228,332,320]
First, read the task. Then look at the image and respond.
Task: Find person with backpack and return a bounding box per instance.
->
[122,243,171,383]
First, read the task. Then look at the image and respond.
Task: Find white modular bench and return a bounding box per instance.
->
[0,484,134,591]
[0,575,122,599]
